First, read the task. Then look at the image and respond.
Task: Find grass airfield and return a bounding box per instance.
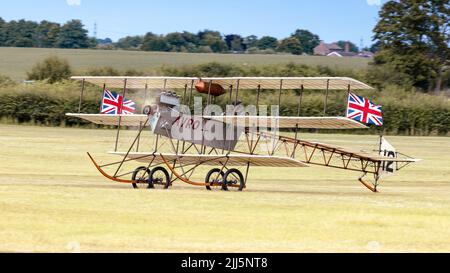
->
[0,47,369,80]
[0,124,449,253]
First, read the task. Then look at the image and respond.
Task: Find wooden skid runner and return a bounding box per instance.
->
[88,152,239,188]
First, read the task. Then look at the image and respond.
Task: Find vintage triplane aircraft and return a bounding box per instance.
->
[67,76,419,193]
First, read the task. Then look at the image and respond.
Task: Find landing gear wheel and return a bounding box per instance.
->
[132,167,151,189]
[143,105,152,115]
[149,167,171,189]
[205,168,225,191]
[223,169,245,191]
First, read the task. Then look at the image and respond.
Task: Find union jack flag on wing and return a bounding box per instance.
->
[101,89,136,115]
[347,93,383,126]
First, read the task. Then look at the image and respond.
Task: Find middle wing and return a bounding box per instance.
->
[66,113,148,126]
[205,116,367,129]
[67,113,366,129]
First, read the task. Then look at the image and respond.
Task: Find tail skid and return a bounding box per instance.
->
[358,173,379,193]
[356,136,421,193]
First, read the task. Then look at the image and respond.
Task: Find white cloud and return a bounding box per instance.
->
[67,0,81,6]
[367,0,382,6]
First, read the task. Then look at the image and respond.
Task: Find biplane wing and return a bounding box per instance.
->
[109,152,309,168]
[66,113,148,126]
[66,113,367,130]
[71,76,374,90]
[205,116,367,129]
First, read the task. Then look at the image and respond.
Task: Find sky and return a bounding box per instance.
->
[0,0,386,47]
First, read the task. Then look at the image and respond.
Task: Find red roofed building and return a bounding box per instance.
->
[313,41,343,56]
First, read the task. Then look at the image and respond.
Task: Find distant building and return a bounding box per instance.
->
[314,41,343,56]
[314,41,374,58]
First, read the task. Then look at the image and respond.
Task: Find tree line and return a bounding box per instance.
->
[0,18,96,48]
[121,29,337,55]
[370,0,449,93]
[0,17,366,55]
[0,0,448,93]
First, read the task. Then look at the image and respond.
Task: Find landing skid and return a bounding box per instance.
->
[87,152,135,184]
[87,152,243,190]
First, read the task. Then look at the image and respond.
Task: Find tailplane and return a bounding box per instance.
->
[360,136,420,193]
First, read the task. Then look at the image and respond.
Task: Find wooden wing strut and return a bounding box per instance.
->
[159,154,209,187]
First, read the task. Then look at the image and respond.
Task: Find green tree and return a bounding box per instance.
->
[291,29,320,54]
[141,32,170,51]
[225,34,245,52]
[88,37,98,48]
[176,31,201,52]
[57,20,89,49]
[181,31,200,46]
[197,30,228,52]
[0,17,6,46]
[4,19,39,47]
[244,35,259,49]
[116,36,143,49]
[277,37,303,55]
[372,0,449,92]
[36,21,61,48]
[26,56,72,83]
[165,32,188,51]
[256,36,278,50]
[369,41,381,53]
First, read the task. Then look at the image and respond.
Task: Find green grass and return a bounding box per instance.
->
[0,47,370,81]
[0,124,449,253]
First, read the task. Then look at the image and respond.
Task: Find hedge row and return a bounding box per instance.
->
[0,62,448,135]
[0,85,448,135]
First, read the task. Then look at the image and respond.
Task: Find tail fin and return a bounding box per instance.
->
[358,137,420,193]
[378,136,397,178]
[378,136,421,178]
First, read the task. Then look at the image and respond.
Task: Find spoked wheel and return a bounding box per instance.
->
[205,168,225,191]
[132,167,151,189]
[223,169,245,191]
[149,167,171,189]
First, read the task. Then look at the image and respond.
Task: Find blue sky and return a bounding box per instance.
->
[0,0,385,47]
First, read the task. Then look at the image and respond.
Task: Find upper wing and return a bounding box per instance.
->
[199,77,374,90]
[71,76,197,90]
[205,116,368,129]
[71,76,374,90]
[66,113,148,126]
[109,152,309,168]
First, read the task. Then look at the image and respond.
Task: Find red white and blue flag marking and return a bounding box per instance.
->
[347,93,383,126]
[101,89,136,115]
